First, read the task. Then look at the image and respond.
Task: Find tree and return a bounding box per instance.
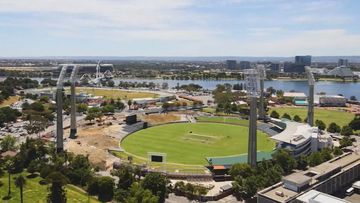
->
[232,176,259,199]
[350,95,357,101]
[97,176,114,202]
[85,114,95,124]
[320,148,333,162]
[293,115,302,122]
[327,122,341,133]
[341,125,353,136]
[113,165,135,190]
[315,120,326,131]
[15,175,26,203]
[4,158,14,197]
[67,155,92,186]
[24,115,47,138]
[333,147,343,156]
[307,152,323,167]
[272,149,296,174]
[296,155,308,170]
[349,116,360,131]
[282,113,291,120]
[125,183,159,203]
[47,172,69,203]
[229,163,253,178]
[128,100,132,107]
[0,135,16,152]
[102,104,115,113]
[340,136,353,148]
[29,102,45,112]
[77,103,88,113]
[142,173,167,203]
[270,110,279,119]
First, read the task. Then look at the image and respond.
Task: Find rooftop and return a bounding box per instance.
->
[283,92,307,98]
[258,152,360,203]
[271,121,318,145]
[297,190,350,203]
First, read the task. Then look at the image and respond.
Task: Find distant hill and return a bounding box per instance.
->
[1,56,360,63]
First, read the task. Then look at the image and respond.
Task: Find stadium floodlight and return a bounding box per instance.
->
[56,65,67,152]
[244,69,259,168]
[70,65,79,139]
[256,65,266,120]
[306,67,315,127]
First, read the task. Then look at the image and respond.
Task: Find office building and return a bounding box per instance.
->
[258,152,360,203]
[295,56,312,66]
[338,59,349,67]
[226,60,237,70]
[270,63,281,72]
[240,61,251,69]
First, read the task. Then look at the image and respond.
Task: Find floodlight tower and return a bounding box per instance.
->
[245,69,259,168]
[257,65,266,120]
[69,65,79,139]
[56,65,67,152]
[306,67,315,126]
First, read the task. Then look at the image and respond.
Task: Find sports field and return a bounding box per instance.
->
[270,107,354,127]
[196,116,249,126]
[75,87,159,99]
[0,172,99,203]
[121,123,275,165]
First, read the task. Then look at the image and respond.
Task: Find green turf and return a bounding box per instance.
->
[270,107,355,127]
[0,172,99,203]
[121,123,275,165]
[196,116,249,126]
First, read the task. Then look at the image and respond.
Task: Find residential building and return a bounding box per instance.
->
[338,59,349,67]
[240,61,251,69]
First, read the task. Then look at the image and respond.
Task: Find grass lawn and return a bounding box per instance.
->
[121,123,274,165]
[201,107,216,113]
[75,87,159,100]
[0,96,20,107]
[269,107,355,127]
[0,172,99,203]
[196,116,249,126]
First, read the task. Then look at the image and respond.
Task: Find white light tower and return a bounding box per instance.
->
[257,65,266,120]
[245,69,260,168]
[56,65,67,152]
[306,67,315,127]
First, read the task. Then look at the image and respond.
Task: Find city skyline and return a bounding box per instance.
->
[1,0,360,57]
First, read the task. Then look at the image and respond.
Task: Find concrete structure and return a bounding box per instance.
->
[257,65,266,120]
[270,120,322,158]
[306,67,315,127]
[257,152,360,203]
[245,69,259,168]
[283,92,308,106]
[226,60,237,70]
[69,65,79,139]
[338,59,349,67]
[327,66,354,78]
[296,190,351,203]
[56,66,67,152]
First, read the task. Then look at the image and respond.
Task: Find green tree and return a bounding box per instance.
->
[341,125,353,136]
[229,163,254,178]
[270,110,280,119]
[47,172,69,203]
[320,148,333,162]
[293,115,302,122]
[77,103,88,113]
[232,176,259,199]
[307,152,323,167]
[0,135,16,152]
[142,173,167,203]
[97,176,114,202]
[349,116,360,131]
[272,149,296,174]
[24,115,47,138]
[333,147,343,156]
[29,102,45,112]
[125,183,159,203]
[327,122,341,133]
[113,165,135,190]
[15,175,26,203]
[282,113,292,120]
[340,136,353,148]
[296,155,308,170]
[315,120,326,131]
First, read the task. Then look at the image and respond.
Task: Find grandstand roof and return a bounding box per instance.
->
[206,151,273,166]
[327,66,354,77]
[271,121,318,145]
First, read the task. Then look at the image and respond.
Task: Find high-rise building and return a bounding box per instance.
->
[295,55,312,66]
[226,60,237,70]
[269,63,280,72]
[338,59,349,67]
[240,61,251,69]
[283,62,306,73]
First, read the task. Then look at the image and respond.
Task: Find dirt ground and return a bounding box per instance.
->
[65,115,125,170]
[140,113,181,125]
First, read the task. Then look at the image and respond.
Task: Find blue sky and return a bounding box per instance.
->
[0,0,360,57]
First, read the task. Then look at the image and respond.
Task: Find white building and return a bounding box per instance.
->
[270,120,332,157]
[297,190,350,203]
